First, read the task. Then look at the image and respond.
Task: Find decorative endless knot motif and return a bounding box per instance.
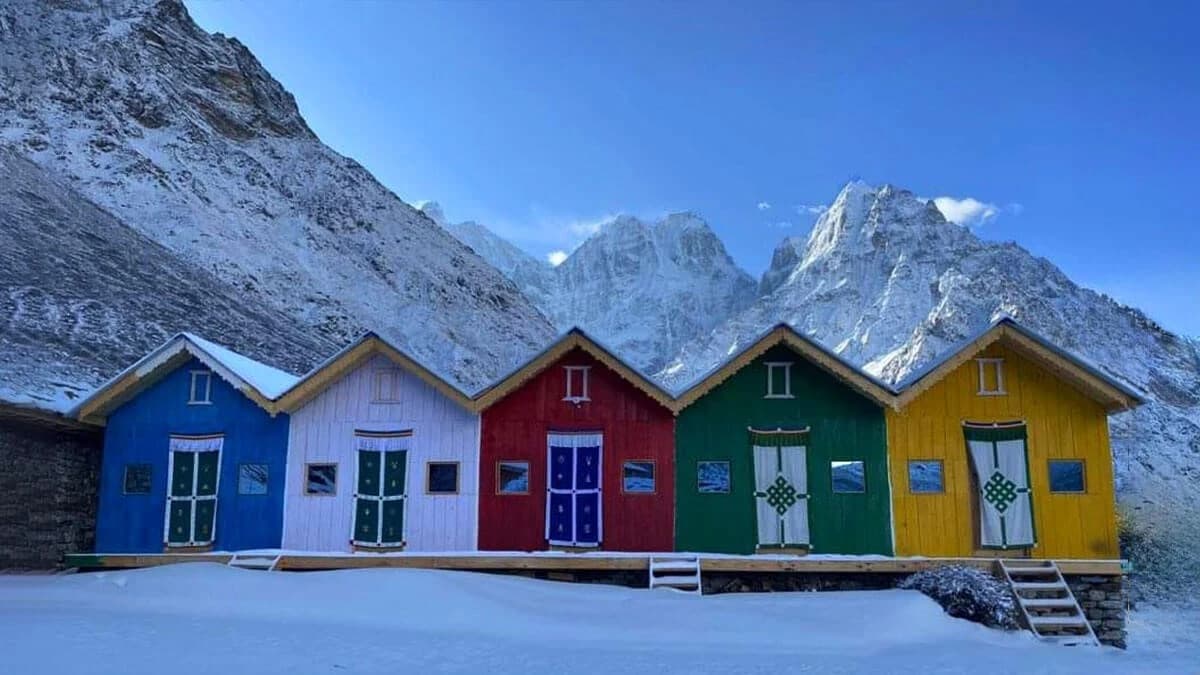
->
[763,475,799,515]
[983,471,1019,513]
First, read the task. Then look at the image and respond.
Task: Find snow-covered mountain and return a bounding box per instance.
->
[662,181,1200,597]
[0,0,554,392]
[423,204,757,372]
[0,147,335,412]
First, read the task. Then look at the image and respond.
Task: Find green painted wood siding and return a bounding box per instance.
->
[675,345,893,555]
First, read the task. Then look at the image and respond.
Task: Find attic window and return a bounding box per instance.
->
[564,366,591,403]
[764,362,793,399]
[188,371,212,405]
[374,368,402,403]
[976,358,1006,396]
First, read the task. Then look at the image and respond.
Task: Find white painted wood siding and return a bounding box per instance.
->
[283,354,480,551]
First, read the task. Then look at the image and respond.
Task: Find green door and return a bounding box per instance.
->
[353,447,407,547]
[165,443,221,548]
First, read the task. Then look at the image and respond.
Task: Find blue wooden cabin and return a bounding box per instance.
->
[74,334,299,553]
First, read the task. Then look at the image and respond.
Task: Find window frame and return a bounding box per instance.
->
[906,459,945,494]
[1047,459,1087,494]
[373,368,402,403]
[236,463,270,496]
[496,460,531,495]
[425,461,461,495]
[764,361,794,399]
[304,462,338,496]
[697,460,732,494]
[563,365,591,403]
[188,370,213,405]
[122,463,153,495]
[830,459,868,494]
[976,358,1006,396]
[621,459,657,495]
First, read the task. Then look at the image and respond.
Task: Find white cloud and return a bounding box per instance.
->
[796,204,827,216]
[546,250,569,266]
[932,196,1000,227]
[757,201,772,211]
[766,221,794,229]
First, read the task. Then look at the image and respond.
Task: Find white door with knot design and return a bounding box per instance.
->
[752,438,810,549]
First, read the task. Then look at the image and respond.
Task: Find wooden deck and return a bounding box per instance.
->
[63,552,1126,576]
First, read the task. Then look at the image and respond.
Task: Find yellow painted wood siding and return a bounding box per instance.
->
[887,343,1119,559]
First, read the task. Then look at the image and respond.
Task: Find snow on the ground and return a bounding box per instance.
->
[0,564,1193,674]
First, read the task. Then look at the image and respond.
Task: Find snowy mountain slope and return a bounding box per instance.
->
[661,181,1200,597]
[426,205,757,372]
[0,147,335,412]
[0,0,554,391]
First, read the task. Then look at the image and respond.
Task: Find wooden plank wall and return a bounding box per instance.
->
[886,343,1120,559]
[283,354,480,551]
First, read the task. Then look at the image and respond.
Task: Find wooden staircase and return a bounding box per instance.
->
[648,556,702,595]
[999,560,1098,646]
[227,551,282,572]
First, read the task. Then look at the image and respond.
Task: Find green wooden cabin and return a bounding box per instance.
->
[673,325,895,555]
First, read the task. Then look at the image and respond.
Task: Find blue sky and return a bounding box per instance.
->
[188,1,1199,336]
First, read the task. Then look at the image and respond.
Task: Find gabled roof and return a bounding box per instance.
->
[274,332,474,413]
[472,328,675,412]
[671,323,898,412]
[73,333,300,425]
[894,316,1146,413]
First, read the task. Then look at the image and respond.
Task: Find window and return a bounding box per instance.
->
[1048,460,1086,493]
[908,460,944,494]
[238,463,269,495]
[976,358,1005,395]
[622,460,655,494]
[123,464,152,494]
[305,463,337,495]
[831,460,866,493]
[188,370,212,404]
[765,362,793,398]
[563,365,591,402]
[497,460,530,494]
[426,461,460,494]
[373,368,402,403]
[697,461,731,494]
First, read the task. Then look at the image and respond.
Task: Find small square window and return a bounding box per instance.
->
[564,365,591,403]
[976,358,1005,396]
[305,463,337,496]
[374,368,402,403]
[697,461,731,494]
[831,460,866,493]
[908,460,944,494]
[238,463,269,495]
[622,460,655,494]
[765,362,793,399]
[123,464,152,495]
[1048,460,1086,493]
[427,462,460,494]
[188,370,212,404]
[497,461,530,494]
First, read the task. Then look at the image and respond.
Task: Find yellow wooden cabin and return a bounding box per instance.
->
[886,317,1144,560]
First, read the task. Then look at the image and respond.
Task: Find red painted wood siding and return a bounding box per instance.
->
[479,348,675,551]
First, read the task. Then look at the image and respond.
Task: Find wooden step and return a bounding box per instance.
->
[1029,615,1090,628]
[1004,566,1059,576]
[1012,581,1068,591]
[651,560,701,573]
[1022,598,1079,609]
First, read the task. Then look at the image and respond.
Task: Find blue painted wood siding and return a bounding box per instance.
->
[95,358,289,552]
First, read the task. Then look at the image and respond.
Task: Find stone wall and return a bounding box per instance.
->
[1065,574,1127,649]
[0,412,102,569]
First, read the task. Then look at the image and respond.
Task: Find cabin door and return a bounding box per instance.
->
[352,433,410,549]
[752,439,810,549]
[546,433,603,548]
[965,423,1035,550]
[164,435,223,548]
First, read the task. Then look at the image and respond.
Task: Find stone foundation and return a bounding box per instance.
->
[0,408,102,569]
[1064,574,1127,648]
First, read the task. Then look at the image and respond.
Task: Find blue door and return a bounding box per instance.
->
[546,433,603,547]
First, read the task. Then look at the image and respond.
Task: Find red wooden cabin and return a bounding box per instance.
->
[476,329,676,552]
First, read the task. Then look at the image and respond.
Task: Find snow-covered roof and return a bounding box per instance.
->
[274,332,475,413]
[473,327,676,412]
[894,316,1147,412]
[73,334,300,424]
